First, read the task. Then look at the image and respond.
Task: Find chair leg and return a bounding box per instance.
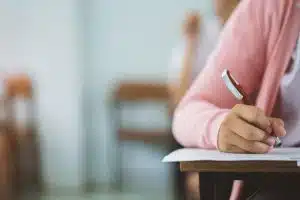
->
[0,134,15,200]
[117,141,123,192]
[113,101,123,191]
[173,163,183,200]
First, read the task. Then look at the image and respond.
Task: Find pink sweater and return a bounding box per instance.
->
[172,0,300,199]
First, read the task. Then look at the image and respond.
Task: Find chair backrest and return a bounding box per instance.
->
[4,74,33,98]
[114,82,169,102]
[3,74,35,131]
[3,74,42,194]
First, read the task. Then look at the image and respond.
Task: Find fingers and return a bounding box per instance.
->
[233,104,272,133]
[183,12,200,37]
[270,118,286,137]
[228,115,275,146]
[218,104,285,154]
[229,133,270,154]
[219,125,271,154]
[185,11,200,23]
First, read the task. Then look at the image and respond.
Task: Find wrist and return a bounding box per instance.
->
[214,111,231,150]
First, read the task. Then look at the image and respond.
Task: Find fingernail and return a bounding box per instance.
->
[268,146,274,152]
[266,137,275,146]
[279,126,287,136]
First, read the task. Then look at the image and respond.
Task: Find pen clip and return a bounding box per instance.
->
[222,69,244,101]
[222,69,252,105]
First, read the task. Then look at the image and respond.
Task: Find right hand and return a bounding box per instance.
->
[182,12,200,41]
[218,104,286,153]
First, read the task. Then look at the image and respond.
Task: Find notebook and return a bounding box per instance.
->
[162,148,300,166]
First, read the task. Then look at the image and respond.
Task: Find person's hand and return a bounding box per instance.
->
[218,104,286,153]
[182,11,200,42]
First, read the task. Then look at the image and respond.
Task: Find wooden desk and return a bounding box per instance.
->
[180,160,300,200]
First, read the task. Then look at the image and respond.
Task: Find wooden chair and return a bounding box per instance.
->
[0,97,15,200]
[4,74,42,195]
[114,82,171,143]
[112,82,182,195]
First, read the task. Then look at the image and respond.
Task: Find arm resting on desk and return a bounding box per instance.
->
[172,0,271,149]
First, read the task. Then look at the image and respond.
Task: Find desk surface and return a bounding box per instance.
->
[180,160,300,173]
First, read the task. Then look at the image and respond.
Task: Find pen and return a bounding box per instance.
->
[221,69,282,147]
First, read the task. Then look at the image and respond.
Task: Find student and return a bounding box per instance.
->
[172,0,300,199]
[168,0,240,107]
[168,1,240,199]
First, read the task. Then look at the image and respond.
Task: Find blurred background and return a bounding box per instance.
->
[0,0,216,200]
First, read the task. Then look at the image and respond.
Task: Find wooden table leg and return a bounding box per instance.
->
[215,173,233,200]
[199,172,215,200]
[199,172,233,200]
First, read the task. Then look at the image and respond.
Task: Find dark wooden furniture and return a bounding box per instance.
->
[113,82,172,145]
[180,160,300,200]
[0,124,15,200]
[4,74,42,195]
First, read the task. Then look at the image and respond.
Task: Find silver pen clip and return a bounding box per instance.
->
[222,69,243,101]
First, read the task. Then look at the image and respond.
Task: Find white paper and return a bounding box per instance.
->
[162,148,300,163]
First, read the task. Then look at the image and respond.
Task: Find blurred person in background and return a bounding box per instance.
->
[168,0,240,107]
[167,0,240,199]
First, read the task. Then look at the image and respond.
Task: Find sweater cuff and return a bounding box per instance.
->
[211,110,230,149]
